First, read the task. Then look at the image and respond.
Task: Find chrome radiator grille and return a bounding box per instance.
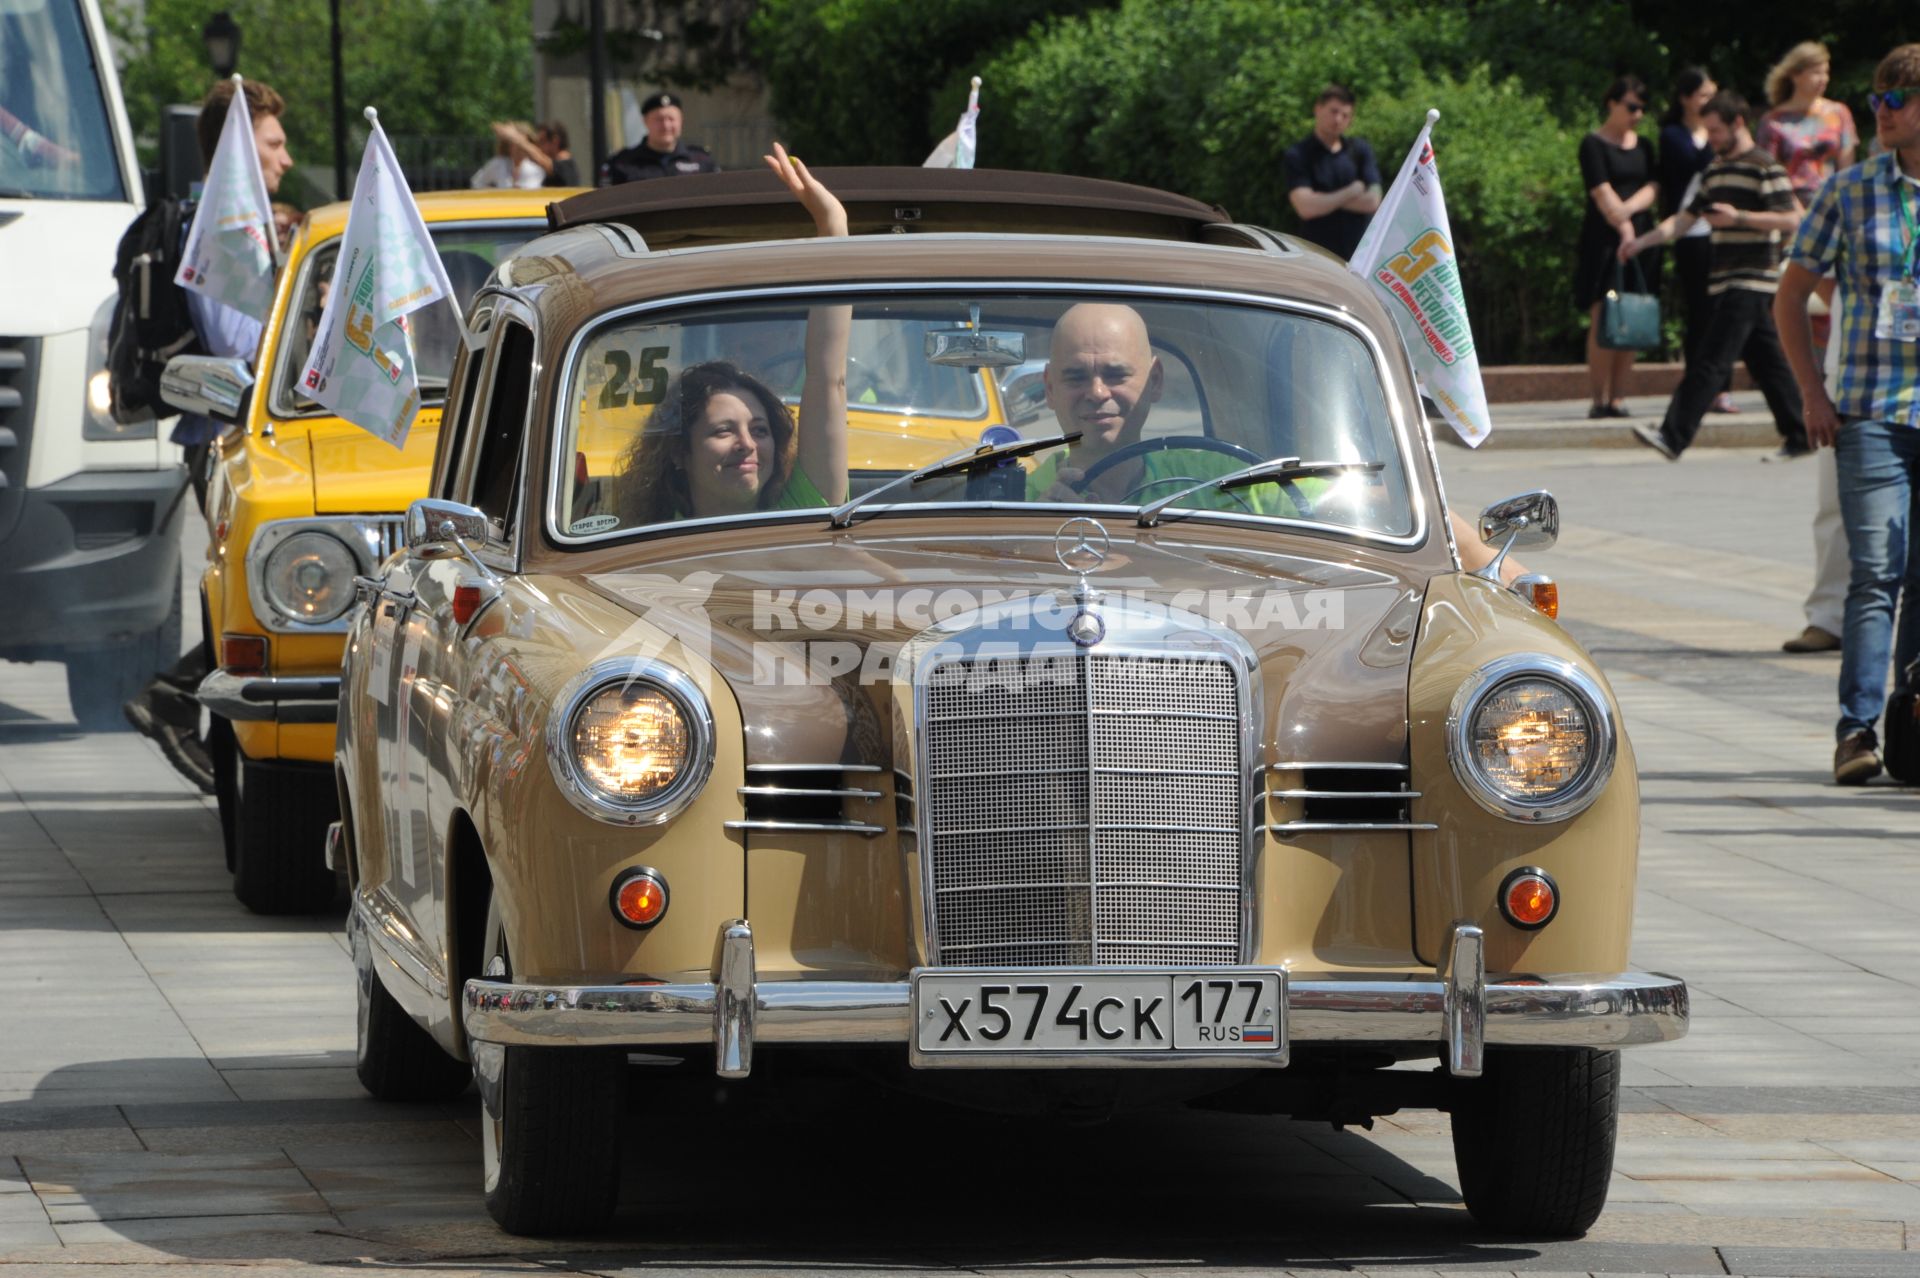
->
[922,654,1245,967]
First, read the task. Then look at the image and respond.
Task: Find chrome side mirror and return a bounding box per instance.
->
[404,498,489,560]
[160,354,254,424]
[1472,490,1558,582]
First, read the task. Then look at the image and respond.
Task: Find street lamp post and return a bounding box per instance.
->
[330,0,347,197]
[201,11,240,79]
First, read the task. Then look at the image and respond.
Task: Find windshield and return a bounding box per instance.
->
[555,292,1414,541]
[272,224,539,416]
[0,0,125,201]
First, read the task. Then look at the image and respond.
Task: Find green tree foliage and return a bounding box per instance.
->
[748,0,1111,164]
[106,0,534,206]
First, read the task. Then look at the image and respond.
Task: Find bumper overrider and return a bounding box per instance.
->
[196,668,339,723]
[461,919,1688,1080]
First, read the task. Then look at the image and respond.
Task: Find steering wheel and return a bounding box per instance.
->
[1073,435,1264,505]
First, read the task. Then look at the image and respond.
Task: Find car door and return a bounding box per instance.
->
[407,305,536,973]
[366,303,497,984]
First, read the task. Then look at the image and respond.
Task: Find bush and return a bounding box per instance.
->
[973,0,1656,361]
[1359,70,1589,362]
[749,0,1111,165]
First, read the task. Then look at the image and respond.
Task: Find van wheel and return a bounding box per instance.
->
[65,581,182,731]
[476,895,623,1235]
[352,914,471,1101]
[1450,1047,1620,1237]
[229,752,341,914]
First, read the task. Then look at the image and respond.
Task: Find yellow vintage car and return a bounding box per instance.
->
[335,170,1687,1239]
[185,189,574,913]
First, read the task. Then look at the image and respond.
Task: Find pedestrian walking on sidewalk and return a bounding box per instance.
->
[1661,68,1741,415]
[1575,75,1661,420]
[1774,43,1920,785]
[1620,92,1808,462]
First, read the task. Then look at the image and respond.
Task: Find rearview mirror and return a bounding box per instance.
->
[1478,490,1559,552]
[925,327,1027,370]
[405,498,490,559]
[160,354,254,424]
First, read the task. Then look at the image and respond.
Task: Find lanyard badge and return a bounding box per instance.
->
[1874,180,1920,342]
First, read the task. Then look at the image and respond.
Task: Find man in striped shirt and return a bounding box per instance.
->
[1776,43,1920,784]
[1620,91,1806,462]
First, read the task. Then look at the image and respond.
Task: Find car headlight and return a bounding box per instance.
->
[548,660,714,825]
[1447,655,1616,822]
[262,531,358,624]
[82,294,156,441]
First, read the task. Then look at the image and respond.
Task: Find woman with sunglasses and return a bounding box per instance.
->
[1575,74,1662,419]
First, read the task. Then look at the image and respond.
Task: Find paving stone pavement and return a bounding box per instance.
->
[0,445,1914,1277]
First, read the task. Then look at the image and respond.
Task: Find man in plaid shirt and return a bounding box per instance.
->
[1776,43,1920,784]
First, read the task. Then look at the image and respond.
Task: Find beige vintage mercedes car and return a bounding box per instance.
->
[333,167,1686,1239]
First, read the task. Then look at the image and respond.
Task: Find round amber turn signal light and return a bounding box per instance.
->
[1498,866,1558,930]
[609,868,669,929]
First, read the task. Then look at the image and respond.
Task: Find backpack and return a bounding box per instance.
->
[106,197,203,423]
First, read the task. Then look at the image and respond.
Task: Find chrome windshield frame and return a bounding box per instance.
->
[542,281,1431,552]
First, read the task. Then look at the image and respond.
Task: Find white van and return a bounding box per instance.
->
[0,0,188,727]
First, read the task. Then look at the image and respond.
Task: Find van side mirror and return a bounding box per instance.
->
[160,355,254,424]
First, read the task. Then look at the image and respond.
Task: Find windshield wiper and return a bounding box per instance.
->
[1134,456,1385,527]
[828,431,1079,528]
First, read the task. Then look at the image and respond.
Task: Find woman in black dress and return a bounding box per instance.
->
[1575,75,1661,418]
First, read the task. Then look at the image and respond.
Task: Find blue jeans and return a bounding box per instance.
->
[1835,418,1920,741]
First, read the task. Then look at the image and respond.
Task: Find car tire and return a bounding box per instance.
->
[229,751,341,915]
[477,896,623,1235]
[1450,1046,1620,1237]
[354,922,471,1102]
[65,577,182,731]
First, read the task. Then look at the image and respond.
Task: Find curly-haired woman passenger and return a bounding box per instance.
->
[613,143,850,525]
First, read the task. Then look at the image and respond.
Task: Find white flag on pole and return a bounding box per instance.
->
[175,74,276,321]
[924,76,981,169]
[1348,109,1491,447]
[298,107,458,449]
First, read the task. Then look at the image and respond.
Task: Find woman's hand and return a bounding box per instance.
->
[764,142,848,238]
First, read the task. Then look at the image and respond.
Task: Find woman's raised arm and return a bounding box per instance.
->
[765,143,853,503]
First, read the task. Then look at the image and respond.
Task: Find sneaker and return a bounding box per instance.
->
[1709,392,1741,414]
[1782,625,1841,654]
[1834,731,1883,786]
[123,695,216,795]
[1630,422,1679,460]
[1762,444,1813,463]
[1586,402,1632,419]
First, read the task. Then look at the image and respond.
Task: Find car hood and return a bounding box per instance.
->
[304,413,443,513]
[582,526,1426,768]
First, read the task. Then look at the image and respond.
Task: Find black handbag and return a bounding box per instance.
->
[1598,258,1662,352]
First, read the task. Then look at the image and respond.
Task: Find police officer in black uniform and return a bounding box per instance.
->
[600,92,721,184]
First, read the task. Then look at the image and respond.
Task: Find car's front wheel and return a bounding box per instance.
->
[1450,1046,1620,1236]
[476,895,624,1235]
[354,917,471,1102]
[225,746,340,914]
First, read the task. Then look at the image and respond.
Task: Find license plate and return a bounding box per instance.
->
[911,969,1285,1059]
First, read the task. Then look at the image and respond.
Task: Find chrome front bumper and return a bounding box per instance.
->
[197,668,339,723]
[462,920,1689,1080]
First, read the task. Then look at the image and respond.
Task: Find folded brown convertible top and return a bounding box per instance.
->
[545,167,1241,249]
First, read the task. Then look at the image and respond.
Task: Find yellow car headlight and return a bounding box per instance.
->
[1448,656,1616,822]
[549,660,713,825]
[262,530,358,624]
